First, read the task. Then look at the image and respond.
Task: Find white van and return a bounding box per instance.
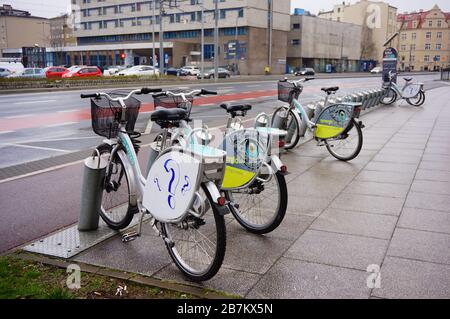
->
[0,60,25,76]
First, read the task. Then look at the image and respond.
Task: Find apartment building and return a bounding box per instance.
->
[318,0,397,63]
[68,0,290,75]
[287,13,362,72]
[397,5,450,71]
[0,4,50,58]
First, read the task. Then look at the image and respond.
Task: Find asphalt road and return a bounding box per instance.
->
[0,73,443,254]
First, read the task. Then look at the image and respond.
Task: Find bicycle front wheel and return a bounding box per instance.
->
[96,144,136,230]
[225,170,288,235]
[162,183,226,282]
[325,119,363,162]
[272,107,301,150]
[380,88,397,105]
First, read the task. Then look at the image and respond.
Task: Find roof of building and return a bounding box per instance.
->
[0,4,47,19]
[397,5,450,29]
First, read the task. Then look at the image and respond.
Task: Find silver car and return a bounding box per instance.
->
[0,68,12,78]
[7,68,46,78]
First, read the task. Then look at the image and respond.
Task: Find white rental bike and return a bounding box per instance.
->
[81,88,229,281]
[381,71,425,106]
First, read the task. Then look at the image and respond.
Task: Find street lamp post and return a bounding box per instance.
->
[201,4,205,80]
[152,0,156,67]
[159,0,165,76]
[214,0,219,81]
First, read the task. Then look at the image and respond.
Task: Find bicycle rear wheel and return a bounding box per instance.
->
[96,144,136,230]
[325,119,363,162]
[225,170,288,234]
[162,183,226,282]
[406,91,425,107]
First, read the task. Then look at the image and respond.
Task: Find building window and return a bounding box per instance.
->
[401,33,406,40]
[425,43,431,50]
[428,20,432,27]
[291,39,300,45]
[437,32,442,39]
[426,32,431,39]
[293,23,300,29]
[424,55,430,62]
[437,20,442,27]
[436,44,441,50]
[412,33,416,40]
[401,45,406,51]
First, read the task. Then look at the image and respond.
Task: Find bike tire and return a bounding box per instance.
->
[96,144,136,231]
[325,119,363,162]
[406,91,425,107]
[272,107,301,150]
[380,88,397,105]
[161,183,226,282]
[225,171,288,235]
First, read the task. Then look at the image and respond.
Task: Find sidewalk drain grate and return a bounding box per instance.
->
[23,206,145,259]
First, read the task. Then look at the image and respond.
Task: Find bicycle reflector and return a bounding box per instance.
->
[217,197,226,206]
[280,165,288,174]
[278,140,286,148]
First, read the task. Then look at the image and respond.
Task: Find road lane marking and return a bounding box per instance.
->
[1,143,71,153]
[58,109,80,113]
[45,122,78,128]
[0,159,85,184]
[13,100,57,105]
[4,114,33,119]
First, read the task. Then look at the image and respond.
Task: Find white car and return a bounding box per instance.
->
[180,66,200,76]
[117,65,160,77]
[370,67,382,74]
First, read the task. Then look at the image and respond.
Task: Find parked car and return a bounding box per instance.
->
[103,65,126,76]
[295,67,315,76]
[116,65,160,77]
[370,66,382,74]
[180,66,200,76]
[7,68,46,79]
[62,66,102,78]
[0,61,24,75]
[165,67,188,76]
[0,68,12,78]
[197,68,231,79]
[45,66,69,79]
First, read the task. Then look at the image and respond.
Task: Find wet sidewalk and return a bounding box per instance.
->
[34,86,450,298]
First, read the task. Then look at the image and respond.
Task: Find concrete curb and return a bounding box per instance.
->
[14,251,238,299]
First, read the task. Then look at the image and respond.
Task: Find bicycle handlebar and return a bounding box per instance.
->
[152,89,218,99]
[80,87,162,101]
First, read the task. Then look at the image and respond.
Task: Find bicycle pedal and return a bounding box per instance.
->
[122,232,139,243]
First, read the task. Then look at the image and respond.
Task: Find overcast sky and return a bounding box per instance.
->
[5,0,450,18]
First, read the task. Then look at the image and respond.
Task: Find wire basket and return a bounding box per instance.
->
[91,92,141,139]
[278,81,302,103]
[153,91,194,111]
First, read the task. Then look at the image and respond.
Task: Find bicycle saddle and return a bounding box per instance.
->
[403,77,412,82]
[220,103,252,117]
[151,108,188,127]
[321,87,339,94]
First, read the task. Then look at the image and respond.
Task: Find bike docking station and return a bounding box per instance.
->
[22,149,144,259]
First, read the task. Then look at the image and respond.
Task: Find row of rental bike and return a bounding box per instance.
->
[80,74,425,281]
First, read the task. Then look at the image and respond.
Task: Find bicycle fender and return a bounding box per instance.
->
[117,150,139,207]
[205,181,230,216]
[270,155,284,172]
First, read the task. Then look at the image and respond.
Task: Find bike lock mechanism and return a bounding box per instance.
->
[78,149,107,231]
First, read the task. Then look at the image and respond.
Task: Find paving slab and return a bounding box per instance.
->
[355,170,415,185]
[330,193,405,216]
[415,169,450,182]
[155,264,261,297]
[373,257,450,299]
[285,229,388,271]
[398,207,450,234]
[405,192,450,212]
[410,180,450,196]
[365,161,418,174]
[246,258,371,299]
[310,209,398,240]
[344,181,410,198]
[387,228,450,265]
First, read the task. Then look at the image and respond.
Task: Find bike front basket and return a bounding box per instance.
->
[91,92,141,139]
[153,92,194,111]
[278,81,301,103]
